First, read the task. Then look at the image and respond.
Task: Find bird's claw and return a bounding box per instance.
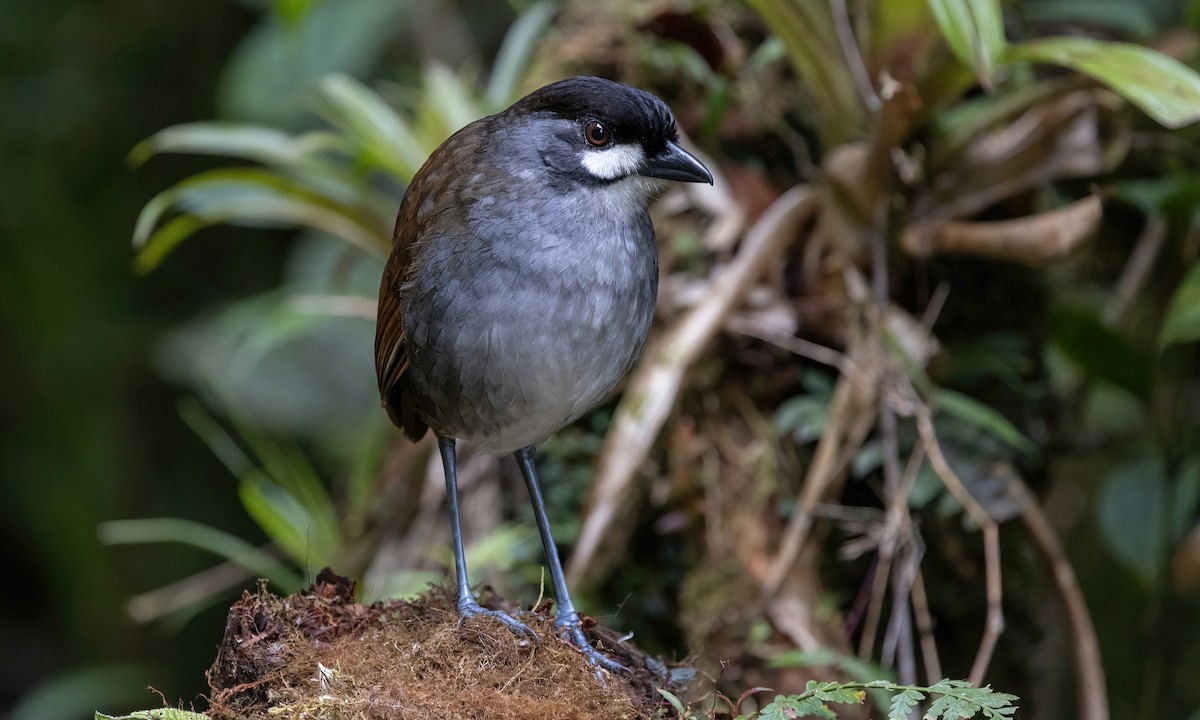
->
[458,598,541,647]
[557,616,629,676]
[458,599,626,676]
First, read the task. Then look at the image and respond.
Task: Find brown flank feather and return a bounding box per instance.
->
[373,122,487,442]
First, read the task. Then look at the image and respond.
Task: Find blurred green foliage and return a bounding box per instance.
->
[1,0,265,715]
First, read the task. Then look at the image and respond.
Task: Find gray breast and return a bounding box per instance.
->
[401,181,659,454]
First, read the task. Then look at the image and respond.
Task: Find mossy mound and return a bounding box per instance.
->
[205,569,686,719]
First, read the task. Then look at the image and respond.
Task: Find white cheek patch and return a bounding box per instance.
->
[580,144,645,180]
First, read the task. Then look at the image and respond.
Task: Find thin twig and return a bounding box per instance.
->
[916,408,1005,685]
[1106,212,1165,324]
[829,0,880,111]
[859,190,910,666]
[127,552,277,622]
[897,437,927,506]
[288,293,377,319]
[1020,483,1109,720]
[886,557,917,687]
[871,205,902,501]
[859,438,926,660]
[765,336,879,595]
[911,566,943,683]
[725,314,848,370]
[919,282,950,332]
[880,438,928,670]
[858,551,892,659]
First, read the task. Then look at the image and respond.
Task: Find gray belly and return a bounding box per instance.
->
[403,224,658,454]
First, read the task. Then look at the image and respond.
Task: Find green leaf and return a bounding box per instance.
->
[1019,1,1156,38]
[227,424,341,565]
[97,517,300,588]
[132,167,387,272]
[202,293,339,381]
[1116,178,1200,255]
[801,699,837,719]
[866,0,938,80]
[770,649,894,714]
[132,215,209,275]
[1098,457,1168,588]
[852,440,885,478]
[928,679,973,691]
[742,0,864,143]
[1048,304,1152,398]
[217,0,403,126]
[421,64,485,138]
[774,395,830,444]
[316,74,429,180]
[1078,384,1146,438]
[345,419,390,520]
[657,688,687,715]
[486,0,557,110]
[920,680,1018,718]
[889,687,925,720]
[929,75,1084,171]
[232,427,339,542]
[756,696,793,720]
[939,332,1032,394]
[1116,176,1196,215]
[461,523,535,573]
[11,665,150,720]
[927,0,1006,88]
[933,389,1034,454]
[1007,37,1200,128]
[910,462,944,510]
[127,123,376,208]
[1159,262,1200,349]
[752,680,1017,720]
[129,122,307,168]
[97,711,210,720]
[759,695,837,719]
[132,168,382,246]
[177,398,254,478]
[809,681,866,705]
[239,470,336,567]
[273,0,317,25]
[926,692,978,719]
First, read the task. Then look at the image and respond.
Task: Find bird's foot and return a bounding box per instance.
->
[458,597,541,647]
[557,613,629,675]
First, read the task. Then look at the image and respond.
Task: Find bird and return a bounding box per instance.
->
[374,75,712,673]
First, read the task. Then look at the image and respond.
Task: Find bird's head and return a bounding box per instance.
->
[500,76,713,191]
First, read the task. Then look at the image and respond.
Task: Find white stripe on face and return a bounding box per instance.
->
[579,143,645,180]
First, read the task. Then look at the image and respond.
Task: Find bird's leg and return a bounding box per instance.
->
[515,446,628,675]
[438,436,539,644]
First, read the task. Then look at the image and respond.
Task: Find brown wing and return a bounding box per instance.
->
[374,199,428,441]
[374,120,489,441]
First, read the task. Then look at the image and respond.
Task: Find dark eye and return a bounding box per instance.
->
[584,121,610,147]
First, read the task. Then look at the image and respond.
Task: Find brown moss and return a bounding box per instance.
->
[205,569,684,720]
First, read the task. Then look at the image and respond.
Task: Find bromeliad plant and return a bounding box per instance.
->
[131,1,556,270]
